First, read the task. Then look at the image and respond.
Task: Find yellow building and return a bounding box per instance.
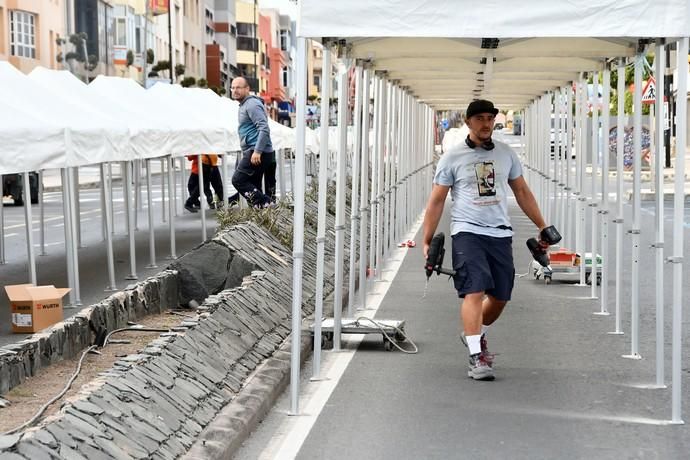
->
[0,0,67,73]
[235,0,266,94]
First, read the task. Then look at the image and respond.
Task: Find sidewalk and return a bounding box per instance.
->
[257,198,690,459]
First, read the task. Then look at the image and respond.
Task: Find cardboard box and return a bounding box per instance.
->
[4,284,70,333]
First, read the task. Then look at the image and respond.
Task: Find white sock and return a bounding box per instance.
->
[466,335,482,355]
[481,324,490,337]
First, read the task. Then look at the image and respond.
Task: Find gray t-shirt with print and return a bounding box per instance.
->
[433,140,523,238]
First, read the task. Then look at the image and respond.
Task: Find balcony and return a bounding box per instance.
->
[237,37,258,52]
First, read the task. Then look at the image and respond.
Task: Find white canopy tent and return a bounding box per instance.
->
[287,0,690,425]
[0,62,129,172]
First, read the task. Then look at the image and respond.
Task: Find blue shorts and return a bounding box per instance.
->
[451,232,515,301]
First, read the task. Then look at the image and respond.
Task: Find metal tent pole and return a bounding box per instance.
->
[145,159,158,269]
[277,148,286,201]
[652,41,666,388]
[623,53,643,360]
[358,68,371,310]
[198,155,208,242]
[669,36,688,425]
[313,46,333,378]
[590,71,600,300]
[374,79,388,278]
[124,161,138,280]
[289,36,308,416]
[38,171,46,255]
[332,65,349,352]
[61,169,76,305]
[99,165,107,241]
[368,76,381,275]
[101,163,117,291]
[167,156,177,259]
[67,167,82,305]
[596,67,611,316]
[161,158,167,222]
[22,172,37,285]
[347,65,363,317]
[73,168,82,248]
[577,77,587,286]
[610,59,626,336]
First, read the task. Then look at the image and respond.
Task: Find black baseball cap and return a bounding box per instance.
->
[466,99,499,118]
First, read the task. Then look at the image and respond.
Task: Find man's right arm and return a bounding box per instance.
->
[422,184,450,259]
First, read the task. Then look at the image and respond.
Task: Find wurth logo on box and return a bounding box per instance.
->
[36,303,60,310]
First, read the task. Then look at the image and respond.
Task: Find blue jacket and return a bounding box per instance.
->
[238,95,274,155]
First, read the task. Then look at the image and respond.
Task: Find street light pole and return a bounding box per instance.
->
[168,1,173,84]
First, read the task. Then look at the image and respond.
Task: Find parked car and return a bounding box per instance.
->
[494,122,504,131]
[2,172,39,206]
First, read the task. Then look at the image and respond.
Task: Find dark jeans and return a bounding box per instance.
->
[187,165,224,206]
[263,160,277,203]
[231,151,271,207]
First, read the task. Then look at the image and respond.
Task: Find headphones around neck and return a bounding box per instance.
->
[465,135,495,151]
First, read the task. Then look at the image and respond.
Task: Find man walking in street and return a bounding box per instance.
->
[230,76,274,208]
[422,99,551,381]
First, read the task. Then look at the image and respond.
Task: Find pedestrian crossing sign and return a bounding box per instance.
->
[641,77,656,104]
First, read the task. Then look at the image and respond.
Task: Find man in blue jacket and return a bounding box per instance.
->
[230,76,275,208]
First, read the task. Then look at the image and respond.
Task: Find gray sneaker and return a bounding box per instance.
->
[468,353,495,381]
[460,333,494,366]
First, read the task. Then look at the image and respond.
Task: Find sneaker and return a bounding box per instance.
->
[460,333,494,366]
[184,202,198,213]
[468,353,495,381]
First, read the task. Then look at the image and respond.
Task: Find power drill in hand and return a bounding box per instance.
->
[425,233,456,279]
[526,225,562,268]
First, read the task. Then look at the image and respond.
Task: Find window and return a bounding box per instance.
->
[115,17,126,46]
[314,74,321,91]
[282,66,288,88]
[236,22,255,38]
[9,10,36,59]
[230,24,237,37]
[280,29,288,51]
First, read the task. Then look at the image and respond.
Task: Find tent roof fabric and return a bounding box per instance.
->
[298,1,689,111]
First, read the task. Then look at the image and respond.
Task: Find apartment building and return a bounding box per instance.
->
[204,0,239,94]
[234,0,261,92]
[0,0,67,73]
[181,0,203,78]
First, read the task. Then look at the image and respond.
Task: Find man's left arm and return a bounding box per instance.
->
[508,175,546,231]
[247,100,272,154]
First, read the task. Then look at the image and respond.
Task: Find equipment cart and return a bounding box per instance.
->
[311,318,407,351]
[531,250,602,285]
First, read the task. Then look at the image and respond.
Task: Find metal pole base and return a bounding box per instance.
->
[622,353,642,360]
[125,274,138,280]
[607,331,624,335]
[309,376,330,382]
[145,264,159,269]
[104,287,118,293]
[667,420,685,425]
[592,311,610,316]
[574,283,589,287]
[166,255,178,260]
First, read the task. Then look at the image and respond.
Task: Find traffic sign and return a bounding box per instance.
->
[641,77,656,104]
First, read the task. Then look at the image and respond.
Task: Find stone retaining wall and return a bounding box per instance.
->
[0,272,179,395]
[0,202,354,458]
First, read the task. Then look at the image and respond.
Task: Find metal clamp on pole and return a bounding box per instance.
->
[612,218,624,223]
[665,256,683,264]
[589,203,598,207]
[650,242,664,249]
[564,186,572,191]
[316,236,326,244]
[334,224,346,231]
[627,229,641,235]
[578,197,587,202]
[598,209,609,215]
[292,251,304,259]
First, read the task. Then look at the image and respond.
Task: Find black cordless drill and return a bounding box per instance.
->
[526,225,562,268]
[425,233,456,278]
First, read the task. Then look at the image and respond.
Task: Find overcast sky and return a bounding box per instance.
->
[258,0,298,18]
